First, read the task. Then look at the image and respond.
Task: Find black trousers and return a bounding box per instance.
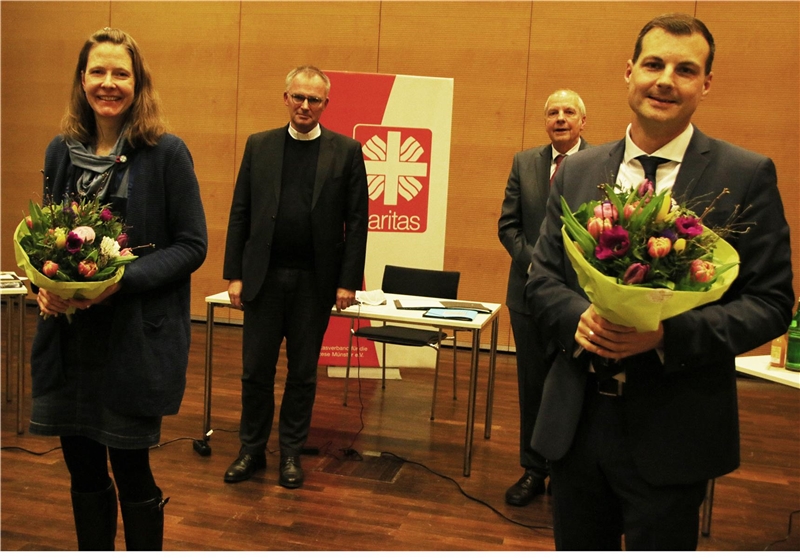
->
[239,268,332,457]
[509,308,548,477]
[550,384,707,550]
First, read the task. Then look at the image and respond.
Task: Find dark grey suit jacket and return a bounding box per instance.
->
[223,125,369,307]
[499,139,590,314]
[527,127,794,485]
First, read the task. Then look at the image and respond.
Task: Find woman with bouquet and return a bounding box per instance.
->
[30,28,207,550]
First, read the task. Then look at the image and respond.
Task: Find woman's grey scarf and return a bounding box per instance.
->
[65,132,129,200]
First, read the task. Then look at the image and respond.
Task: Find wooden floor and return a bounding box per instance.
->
[1,304,799,551]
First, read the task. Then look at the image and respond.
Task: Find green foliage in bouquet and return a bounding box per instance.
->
[18,197,137,282]
[561,182,739,292]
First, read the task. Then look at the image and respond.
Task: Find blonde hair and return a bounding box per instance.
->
[61,28,166,147]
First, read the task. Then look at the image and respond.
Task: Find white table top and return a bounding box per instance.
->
[206,291,501,331]
[735,354,800,390]
[0,273,27,296]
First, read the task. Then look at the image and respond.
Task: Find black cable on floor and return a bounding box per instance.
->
[0,445,61,455]
[379,450,553,532]
[764,508,800,550]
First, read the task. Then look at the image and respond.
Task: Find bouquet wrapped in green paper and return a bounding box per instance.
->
[560,181,740,332]
[14,197,140,319]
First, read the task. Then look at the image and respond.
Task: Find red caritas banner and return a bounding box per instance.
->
[319,71,454,370]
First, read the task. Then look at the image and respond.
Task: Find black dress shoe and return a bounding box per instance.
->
[279,456,304,489]
[505,472,546,506]
[224,453,266,483]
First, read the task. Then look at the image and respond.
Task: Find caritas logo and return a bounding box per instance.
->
[355,125,432,233]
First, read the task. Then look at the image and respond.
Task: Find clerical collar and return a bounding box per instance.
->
[288,124,321,141]
[623,123,694,164]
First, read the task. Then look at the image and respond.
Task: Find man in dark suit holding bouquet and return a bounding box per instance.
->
[498,89,589,506]
[223,66,369,489]
[528,14,794,549]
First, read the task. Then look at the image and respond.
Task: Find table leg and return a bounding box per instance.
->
[5,297,12,403]
[463,329,481,476]
[193,301,215,456]
[483,316,498,439]
[17,295,25,434]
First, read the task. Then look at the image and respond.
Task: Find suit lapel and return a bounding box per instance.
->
[535,145,552,201]
[312,128,334,209]
[602,140,625,186]
[673,128,711,202]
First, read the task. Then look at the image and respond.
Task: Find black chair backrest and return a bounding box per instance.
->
[381,265,460,300]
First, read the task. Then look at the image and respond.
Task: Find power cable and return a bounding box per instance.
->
[378,450,553,532]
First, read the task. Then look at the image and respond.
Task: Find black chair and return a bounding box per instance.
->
[343,265,461,419]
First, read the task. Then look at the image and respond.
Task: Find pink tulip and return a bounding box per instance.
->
[42,261,59,277]
[78,260,98,279]
[637,179,655,198]
[623,263,650,285]
[116,233,129,248]
[690,260,715,283]
[593,202,618,222]
[587,217,613,240]
[72,226,96,244]
[647,236,672,259]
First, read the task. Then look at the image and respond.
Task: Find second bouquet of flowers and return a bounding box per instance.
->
[14,197,140,318]
[561,181,740,332]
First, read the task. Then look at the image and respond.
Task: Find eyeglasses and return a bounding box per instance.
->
[288,93,324,108]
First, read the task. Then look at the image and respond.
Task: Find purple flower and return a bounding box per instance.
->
[623,263,650,285]
[116,233,129,248]
[659,228,677,243]
[100,208,114,222]
[675,216,703,238]
[65,231,84,254]
[595,225,630,260]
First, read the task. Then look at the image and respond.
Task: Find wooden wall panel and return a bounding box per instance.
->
[377,1,533,350]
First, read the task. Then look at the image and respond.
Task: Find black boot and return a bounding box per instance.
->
[70,480,118,550]
[120,487,169,551]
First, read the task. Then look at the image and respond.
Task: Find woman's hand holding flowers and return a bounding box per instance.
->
[67,281,121,311]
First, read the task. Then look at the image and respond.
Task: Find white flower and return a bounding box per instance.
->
[99,236,120,259]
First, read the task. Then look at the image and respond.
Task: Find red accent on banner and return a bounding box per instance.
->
[318,72,397,367]
[320,72,396,138]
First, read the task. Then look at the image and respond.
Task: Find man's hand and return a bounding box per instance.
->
[228,279,244,310]
[335,288,356,311]
[575,304,664,359]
